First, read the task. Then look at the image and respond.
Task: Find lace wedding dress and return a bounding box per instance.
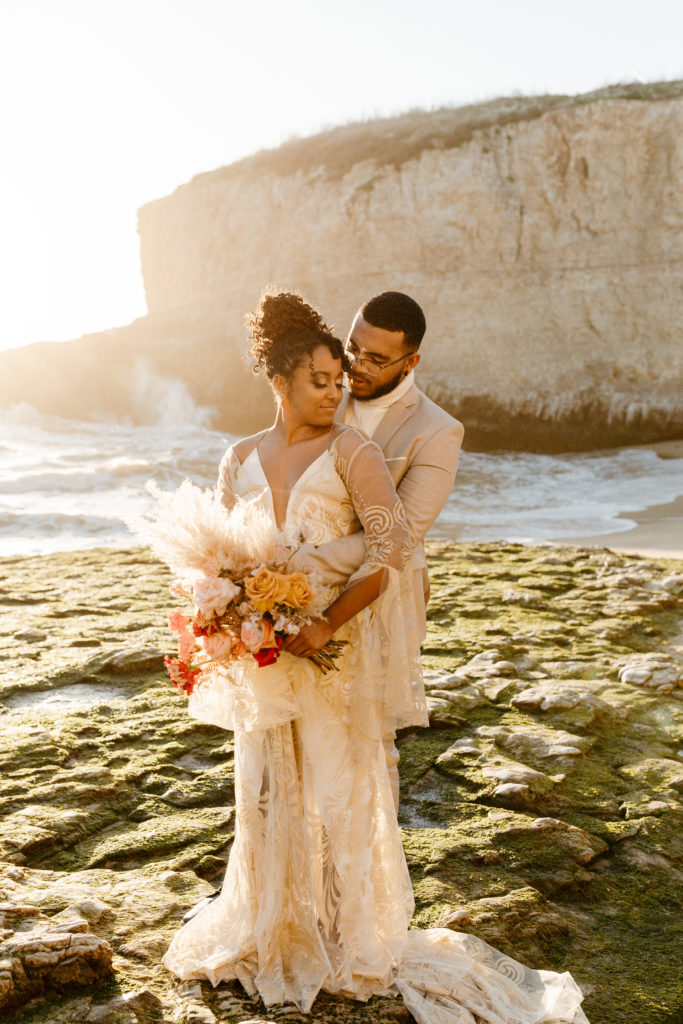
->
[162,425,589,1024]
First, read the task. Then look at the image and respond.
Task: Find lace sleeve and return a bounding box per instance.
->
[215,446,240,510]
[330,426,410,577]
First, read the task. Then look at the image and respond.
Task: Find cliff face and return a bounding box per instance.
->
[135,85,683,450]
[2,83,681,450]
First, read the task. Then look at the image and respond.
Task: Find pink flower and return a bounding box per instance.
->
[178,630,197,663]
[193,576,241,617]
[241,618,276,652]
[202,631,235,659]
[168,607,191,635]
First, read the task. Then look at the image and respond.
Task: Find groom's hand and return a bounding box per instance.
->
[282,618,334,658]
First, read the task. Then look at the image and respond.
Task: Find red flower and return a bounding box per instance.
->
[164,655,201,695]
[252,635,284,668]
[192,614,219,638]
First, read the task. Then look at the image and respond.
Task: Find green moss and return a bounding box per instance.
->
[2,541,683,1023]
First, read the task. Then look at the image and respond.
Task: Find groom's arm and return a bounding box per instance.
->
[289,421,464,584]
[396,420,464,549]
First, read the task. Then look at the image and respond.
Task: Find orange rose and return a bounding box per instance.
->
[244,568,291,611]
[282,571,315,609]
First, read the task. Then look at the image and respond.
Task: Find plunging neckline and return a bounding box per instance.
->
[249,444,331,531]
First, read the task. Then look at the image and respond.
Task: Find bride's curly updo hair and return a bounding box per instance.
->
[246,290,346,381]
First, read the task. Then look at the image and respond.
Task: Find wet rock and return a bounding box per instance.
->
[492,782,530,799]
[428,686,481,714]
[502,589,546,609]
[436,738,485,764]
[175,980,217,1023]
[618,758,683,794]
[3,540,683,1023]
[525,817,608,861]
[459,651,515,678]
[619,792,680,818]
[87,988,165,1023]
[425,696,465,727]
[467,887,570,947]
[661,574,683,595]
[490,660,517,676]
[0,901,113,1012]
[473,677,517,701]
[511,681,626,720]
[481,758,560,799]
[423,670,472,691]
[536,659,604,679]
[475,723,591,760]
[618,654,683,693]
[183,1005,217,1024]
[83,646,165,674]
[73,896,115,923]
[14,630,47,642]
[619,843,676,871]
[439,907,470,928]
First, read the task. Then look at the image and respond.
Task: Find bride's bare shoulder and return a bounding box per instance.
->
[231,430,268,466]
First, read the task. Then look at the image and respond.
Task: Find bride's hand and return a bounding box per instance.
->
[282,618,334,659]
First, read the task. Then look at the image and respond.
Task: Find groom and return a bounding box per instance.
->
[293,290,464,807]
[183,291,462,922]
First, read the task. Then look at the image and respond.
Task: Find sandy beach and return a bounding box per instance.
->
[563,492,683,559]
[563,441,683,559]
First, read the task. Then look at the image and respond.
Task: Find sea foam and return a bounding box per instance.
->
[1,404,682,557]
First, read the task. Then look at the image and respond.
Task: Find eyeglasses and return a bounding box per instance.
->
[344,345,410,377]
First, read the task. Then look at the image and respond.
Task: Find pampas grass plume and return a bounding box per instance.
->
[124,480,279,578]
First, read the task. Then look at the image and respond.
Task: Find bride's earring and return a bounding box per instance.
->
[273,375,289,408]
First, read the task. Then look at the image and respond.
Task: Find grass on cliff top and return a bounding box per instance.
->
[187,79,683,186]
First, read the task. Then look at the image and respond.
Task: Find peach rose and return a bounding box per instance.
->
[201,631,235,659]
[241,618,276,652]
[244,568,290,612]
[281,571,315,609]
[193,576,241,617]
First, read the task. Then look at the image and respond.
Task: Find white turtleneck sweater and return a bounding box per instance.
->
[343,370,415,438]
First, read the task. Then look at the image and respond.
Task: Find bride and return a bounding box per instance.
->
[161,291,589,1024]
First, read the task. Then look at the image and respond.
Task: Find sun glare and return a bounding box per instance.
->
[0,0,681,352]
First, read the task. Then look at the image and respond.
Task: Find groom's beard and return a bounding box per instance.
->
[350,366,407,402]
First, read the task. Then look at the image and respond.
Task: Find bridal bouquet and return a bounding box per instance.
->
[128,481,346,695]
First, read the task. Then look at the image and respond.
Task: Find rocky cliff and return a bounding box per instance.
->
[2,81,681,450]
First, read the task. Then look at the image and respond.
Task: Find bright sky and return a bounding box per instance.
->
[0,0,680,353]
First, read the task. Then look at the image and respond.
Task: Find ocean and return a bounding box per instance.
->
[2,401,683,559]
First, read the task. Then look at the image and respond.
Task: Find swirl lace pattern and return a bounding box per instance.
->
[164,428,589,1024]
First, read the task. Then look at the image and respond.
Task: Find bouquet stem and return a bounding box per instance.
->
[308,638,349,673]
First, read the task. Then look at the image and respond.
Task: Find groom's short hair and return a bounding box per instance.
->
[361,292,426,350]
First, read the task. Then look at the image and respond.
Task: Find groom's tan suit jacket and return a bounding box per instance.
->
[298,383,464,638]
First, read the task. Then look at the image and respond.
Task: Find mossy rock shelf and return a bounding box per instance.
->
[1,542,682,1023]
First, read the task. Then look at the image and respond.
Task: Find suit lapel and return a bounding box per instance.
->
[371,386,419,449]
